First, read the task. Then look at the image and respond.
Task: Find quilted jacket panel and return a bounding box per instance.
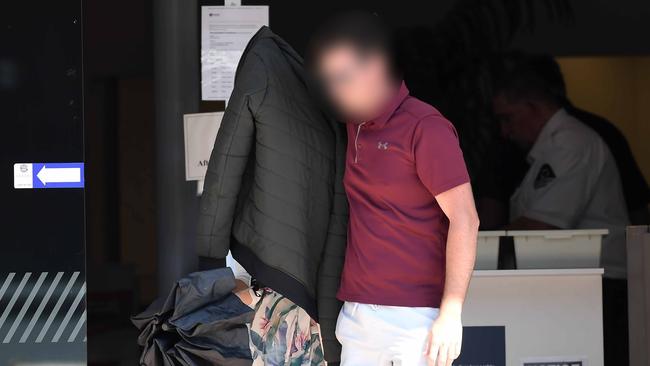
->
[197,27,347,362]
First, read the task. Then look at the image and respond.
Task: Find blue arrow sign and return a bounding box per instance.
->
[32,163,84,189]
[12,162,86,189]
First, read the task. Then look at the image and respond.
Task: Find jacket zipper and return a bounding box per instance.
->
[354,122,366,163]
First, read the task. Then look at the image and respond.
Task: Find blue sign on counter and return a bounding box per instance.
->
[14,163,85,189]
[454,326,506,366]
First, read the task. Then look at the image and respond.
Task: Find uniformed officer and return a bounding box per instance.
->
[492,53,630,365]
[492,56,629,276]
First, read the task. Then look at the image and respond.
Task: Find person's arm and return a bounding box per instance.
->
[508,130,605,231]
[197,52,265,262]
[410,116,475,365]
[425,182,479,366]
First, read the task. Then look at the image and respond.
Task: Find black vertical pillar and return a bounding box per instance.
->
[0,0,86,362]
[153,0,199,293]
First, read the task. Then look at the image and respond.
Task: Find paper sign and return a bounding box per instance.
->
[14,162,84,189]
[183,112,224,181]
[201,6,269,101]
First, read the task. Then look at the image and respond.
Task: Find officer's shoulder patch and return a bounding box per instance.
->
[534,163,556,189]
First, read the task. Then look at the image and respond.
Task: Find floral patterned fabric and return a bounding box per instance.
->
[249,290,325,366]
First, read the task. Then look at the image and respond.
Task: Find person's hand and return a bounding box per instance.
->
[233,279,254,307]
[233,279,249,292]
[424,311,463,366]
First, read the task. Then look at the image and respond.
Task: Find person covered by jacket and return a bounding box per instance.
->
[197,26,348,363]
[307,11,480,366]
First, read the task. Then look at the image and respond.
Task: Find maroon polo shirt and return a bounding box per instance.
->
[337,82,470,308]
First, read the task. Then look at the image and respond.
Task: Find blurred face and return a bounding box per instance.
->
[316,43,394,121]
[492,93,541,151]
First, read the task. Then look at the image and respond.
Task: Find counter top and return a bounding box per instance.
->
[473,268,604,277]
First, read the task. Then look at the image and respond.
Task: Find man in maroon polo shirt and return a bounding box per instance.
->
[308,12,479,366]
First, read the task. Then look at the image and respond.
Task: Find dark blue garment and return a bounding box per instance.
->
[170,294,253,359]
[132,268,254,366]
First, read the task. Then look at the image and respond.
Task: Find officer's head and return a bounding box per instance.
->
[308,11,401,122]
[492,52,566,150]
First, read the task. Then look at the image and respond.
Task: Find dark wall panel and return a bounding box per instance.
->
[0,0,86,363]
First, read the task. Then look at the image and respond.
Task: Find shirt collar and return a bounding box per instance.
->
[528,108,567,163]
[365,81,409,128]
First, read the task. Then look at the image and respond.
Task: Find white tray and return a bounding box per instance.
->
[508,229,608,269]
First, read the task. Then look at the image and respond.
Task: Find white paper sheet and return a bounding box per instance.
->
[183,112,224,181]
[200,6,269,101]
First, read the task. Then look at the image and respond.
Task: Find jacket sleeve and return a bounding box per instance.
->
[317,123,348,363]
[197,52,267,261]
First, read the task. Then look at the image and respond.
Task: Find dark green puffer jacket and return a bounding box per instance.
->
[197,27,347,362]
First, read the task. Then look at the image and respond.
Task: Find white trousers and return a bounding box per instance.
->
[335,301,439,366]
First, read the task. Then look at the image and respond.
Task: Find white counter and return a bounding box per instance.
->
[464,268,604,366]
[473,268,604,277]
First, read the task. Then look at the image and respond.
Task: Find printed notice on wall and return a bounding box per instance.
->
[201,6,269,101]
[183,112,224,181]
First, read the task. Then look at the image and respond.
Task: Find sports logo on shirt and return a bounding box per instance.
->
[377,141,389,150]
[534,163,556,189]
